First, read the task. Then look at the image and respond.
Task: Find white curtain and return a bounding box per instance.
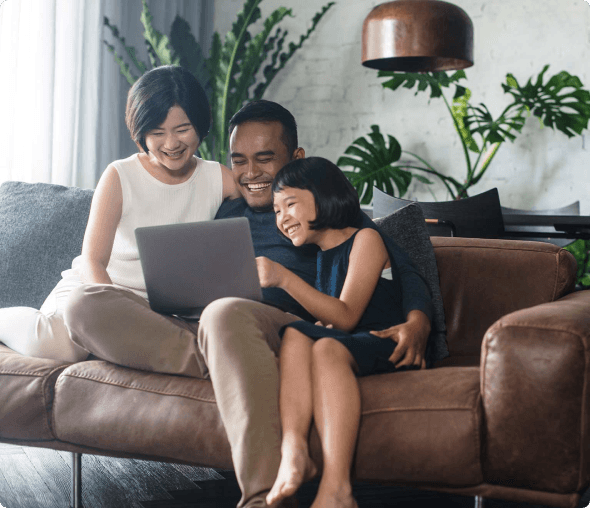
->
[0,0,213,189]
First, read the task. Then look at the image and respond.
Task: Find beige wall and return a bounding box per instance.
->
[214,0,590,212]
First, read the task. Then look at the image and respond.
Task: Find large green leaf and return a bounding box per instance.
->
[563,239,590,286]
[213,0,264,163]
[450,88,479,153]
[103,0,333,164]
[337,125,415,205]
[103,16,147,84]
[379,70,467,100]
[169,16,210,95]
[103,40,139,86]
[253,2,335,100]
[140,0,180,67]
[229,7,293,122]
[502,65,590,138]
[464,103,526,145]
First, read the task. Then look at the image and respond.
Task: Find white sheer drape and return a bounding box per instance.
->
[0,0,102,188]
[0,0,213,189]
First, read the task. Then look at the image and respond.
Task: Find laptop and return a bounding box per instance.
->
[135,217,262,319]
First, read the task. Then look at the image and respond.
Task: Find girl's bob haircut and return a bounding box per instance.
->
[272,157,360,230]
[125,65,211,153]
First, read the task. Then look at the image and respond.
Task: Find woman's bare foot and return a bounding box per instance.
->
[310,486,358,508]
[266,440,317,506]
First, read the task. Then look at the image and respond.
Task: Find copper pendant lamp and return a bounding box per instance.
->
[362,0,474,72]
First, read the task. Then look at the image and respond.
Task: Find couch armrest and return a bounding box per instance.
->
[481,290,590,494]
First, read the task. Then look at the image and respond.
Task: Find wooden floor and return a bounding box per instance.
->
[0,442,585,508]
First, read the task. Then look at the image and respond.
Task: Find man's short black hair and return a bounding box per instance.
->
[228,100,298,156]
[272,157,360,230]
[125,65,211,153]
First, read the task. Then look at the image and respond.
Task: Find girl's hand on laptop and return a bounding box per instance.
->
[256,256,287,288]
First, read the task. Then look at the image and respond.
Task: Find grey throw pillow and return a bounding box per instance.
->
[375,202,449,366]
[0,181,93,309]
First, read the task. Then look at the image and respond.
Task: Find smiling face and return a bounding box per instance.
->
[144,105,200,176]
[229,121,303,211]
[273,186,320,247]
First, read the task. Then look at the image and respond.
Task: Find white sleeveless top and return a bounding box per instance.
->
[68,153,223,300]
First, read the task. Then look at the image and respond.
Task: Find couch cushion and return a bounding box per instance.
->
[52,361,233,468]
[374,203,449,365]
[0,181,93,309]
[350,367,482,486]
[0,344,69,440]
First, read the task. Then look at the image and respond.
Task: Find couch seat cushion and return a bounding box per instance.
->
[351,366,483,486]
[0,345,69,440]
[52,361,232,467]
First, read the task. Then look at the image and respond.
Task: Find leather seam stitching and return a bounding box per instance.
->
[0,370,52,376]
[59,373,216,403]
[494,323,588,345]
[433,245,557,254]
[362,406,473,415]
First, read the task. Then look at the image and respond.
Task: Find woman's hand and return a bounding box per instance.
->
[256,256,287,288]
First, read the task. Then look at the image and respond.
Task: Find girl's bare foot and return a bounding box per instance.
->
[266,441,317,506]
[310,486,358,508]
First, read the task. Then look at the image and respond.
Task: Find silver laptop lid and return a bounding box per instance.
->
[135,217,262,318]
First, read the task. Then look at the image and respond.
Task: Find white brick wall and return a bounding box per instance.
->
[215,0,590,212]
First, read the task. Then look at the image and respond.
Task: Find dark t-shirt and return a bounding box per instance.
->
[215,198,433,323]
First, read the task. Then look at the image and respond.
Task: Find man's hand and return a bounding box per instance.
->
[256,256,286,288]
[370,310,431,369]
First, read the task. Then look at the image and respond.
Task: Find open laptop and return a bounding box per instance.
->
[135,217,262,319]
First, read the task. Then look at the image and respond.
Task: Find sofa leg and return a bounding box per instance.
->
[71,452,83,508]
[474,495,484,508]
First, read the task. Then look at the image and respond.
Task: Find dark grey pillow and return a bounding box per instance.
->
[0,181,93,309]
[374,202,449,365]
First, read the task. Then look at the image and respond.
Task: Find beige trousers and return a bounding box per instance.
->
[64,284,298,508]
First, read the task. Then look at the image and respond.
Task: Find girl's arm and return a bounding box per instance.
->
[257,228,389,332]
[220,164,241,199]
[78,166,123,284]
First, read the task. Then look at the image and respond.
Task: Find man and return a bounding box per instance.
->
[65,100,432,508]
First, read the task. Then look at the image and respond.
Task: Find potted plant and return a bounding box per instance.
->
[340,66,590,202]
[104,0,334,164]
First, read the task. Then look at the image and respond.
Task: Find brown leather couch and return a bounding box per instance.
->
[1,235,589,508]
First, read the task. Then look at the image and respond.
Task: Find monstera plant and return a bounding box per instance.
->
[340,66,590,203]
[337,125,432,204]
[104,0,334,164]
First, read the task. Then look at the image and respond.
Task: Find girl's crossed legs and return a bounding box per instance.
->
[268,328,359,508]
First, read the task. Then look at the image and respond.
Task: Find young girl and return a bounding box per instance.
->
[256,157,417,508]
[0,65,238,361]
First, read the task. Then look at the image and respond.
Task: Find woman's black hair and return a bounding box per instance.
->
[125,65,211,153]
[272,157,360,230]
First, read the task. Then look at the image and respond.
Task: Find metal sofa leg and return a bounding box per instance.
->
[475,495,484,508]
[71,452,83,508]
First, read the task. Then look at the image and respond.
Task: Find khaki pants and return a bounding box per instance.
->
[64,284,299,508]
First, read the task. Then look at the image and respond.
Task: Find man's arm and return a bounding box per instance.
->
[358,212,433,367]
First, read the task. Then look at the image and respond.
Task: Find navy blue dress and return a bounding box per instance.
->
[281,230,415,377]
